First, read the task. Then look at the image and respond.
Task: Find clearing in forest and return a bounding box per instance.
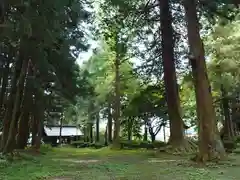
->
[1,147,240,180]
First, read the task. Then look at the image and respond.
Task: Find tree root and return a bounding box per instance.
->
[191,138,226,163]
[191,151,227,163]
[159,138,198,155]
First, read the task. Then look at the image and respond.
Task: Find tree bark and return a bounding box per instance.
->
[159,0,184,146]
[95,112,100,142]
[150,134,156,143]
[59,115,63,145]
[0,61,21,151]
[16,112,30,149]
[89,123,93,143]
[31,115,37,146]
[107,102,112,143]
[143,120,148,141]
[231,99,238,136]
[112,48,121,148]
[0,59,10,111]
[221,85,234,140]
[3,56,28,153]
[83,126,88,142]
[183,0,225,162]
[104,125,108,146]
[33,89,44,150]
[16,60,32,149]
[127,117,134,141]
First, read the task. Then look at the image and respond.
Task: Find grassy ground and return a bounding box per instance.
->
[1,147,240,180]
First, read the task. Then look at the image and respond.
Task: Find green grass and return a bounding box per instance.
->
[1,147,240,180]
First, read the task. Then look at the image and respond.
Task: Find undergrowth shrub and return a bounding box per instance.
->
[120,140,166,149]
[40,144,54,153]
[71,141,105,149]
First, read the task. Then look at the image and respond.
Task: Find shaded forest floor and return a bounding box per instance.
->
[1,147,240,180]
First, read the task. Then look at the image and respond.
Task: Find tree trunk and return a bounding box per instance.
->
[107,103,112,143]
[143,121,148,141]
[163,125,166,143]
[112,49,121,148]
[231,99,238,136]
[16,112,30,149]
[95,112,100,142]
[3,55,28,153]
[104,125,108,146]
[221,85,234,140]
[83,126,88,142]
[127,117,133,141]
[150,134,156,143]
[0,60,10,110]
[16,60,31,149]
[31,115,37,146]
[127,121,132,141]
[35,116,43,150]
[183,0,225,162]
[0,62,21,151]
[89,123,93,143]
[59,115,63,145]
[34,90,44,150]
[159,0,184,146]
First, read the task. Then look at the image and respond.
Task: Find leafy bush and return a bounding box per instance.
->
[235,136,240,143]
[70,139,167,149]
[40,144,53,153]
[223,140,237,152]
[152,141,166,148]
[120,140,166,149]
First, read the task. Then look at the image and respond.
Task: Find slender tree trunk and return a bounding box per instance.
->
[221,85,234,140]
[104,125,108,146]
[143,120,148,141]
[59,115,63,145]
[89,123,93,143]
[33,90,44,150]
[163,125,166,143]
[87,101,94,143]
[35,116,43,150]
[127,119,132,141]
[95,112,100,142]
[0,57,4,83]
[127,117,134,141]
[150,134,156,143]
[107,102,112,143]
[16,112,30,149]
[231,99,238,136]
[159,0,184,146]
[0,60,10,110]
[83,126,88,142]
[183,0,225,162]
[31,115,37,146]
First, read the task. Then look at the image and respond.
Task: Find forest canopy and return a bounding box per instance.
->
[0,0,239,164]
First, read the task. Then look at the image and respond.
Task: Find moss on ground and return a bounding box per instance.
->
[1,147,240,180]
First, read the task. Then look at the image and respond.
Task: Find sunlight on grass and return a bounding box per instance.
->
[51,147,154,158]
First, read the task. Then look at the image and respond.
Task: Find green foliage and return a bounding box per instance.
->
[180,75,197,126]
[120,140,166,149]
[205,16,240,102]
[124,84,167,118]
[71,140,106,149]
